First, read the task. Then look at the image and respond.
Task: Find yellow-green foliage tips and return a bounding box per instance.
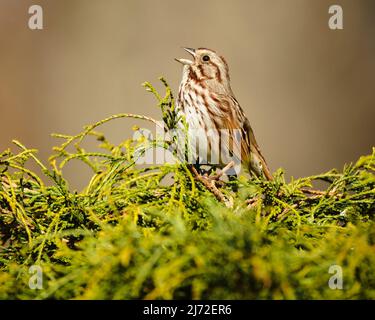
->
[0,79,374,299]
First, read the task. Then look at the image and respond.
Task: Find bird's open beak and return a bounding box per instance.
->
[175,47,196,65]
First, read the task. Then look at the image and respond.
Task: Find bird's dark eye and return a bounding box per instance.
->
[202,55,210,62]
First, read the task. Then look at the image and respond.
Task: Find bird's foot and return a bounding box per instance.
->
[189,164,233,208]
[209,161,235,181]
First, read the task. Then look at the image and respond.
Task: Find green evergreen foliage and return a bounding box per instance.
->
[0,79,374,299]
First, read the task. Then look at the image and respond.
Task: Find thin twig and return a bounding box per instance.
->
[301,188,342,199]
[246,197,260,209]
[277,204,298,220]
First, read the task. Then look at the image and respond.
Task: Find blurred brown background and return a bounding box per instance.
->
[0,0,374,190]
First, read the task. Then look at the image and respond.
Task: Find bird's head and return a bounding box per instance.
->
[175,47,231,91]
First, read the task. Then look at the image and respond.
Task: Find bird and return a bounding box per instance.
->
[175,47,273,181]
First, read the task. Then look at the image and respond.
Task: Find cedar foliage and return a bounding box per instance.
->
[0,79,374,299]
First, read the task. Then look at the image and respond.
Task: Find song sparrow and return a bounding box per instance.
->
[175,47,273,180]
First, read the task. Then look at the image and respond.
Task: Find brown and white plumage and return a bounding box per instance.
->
[175,47,273,180]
